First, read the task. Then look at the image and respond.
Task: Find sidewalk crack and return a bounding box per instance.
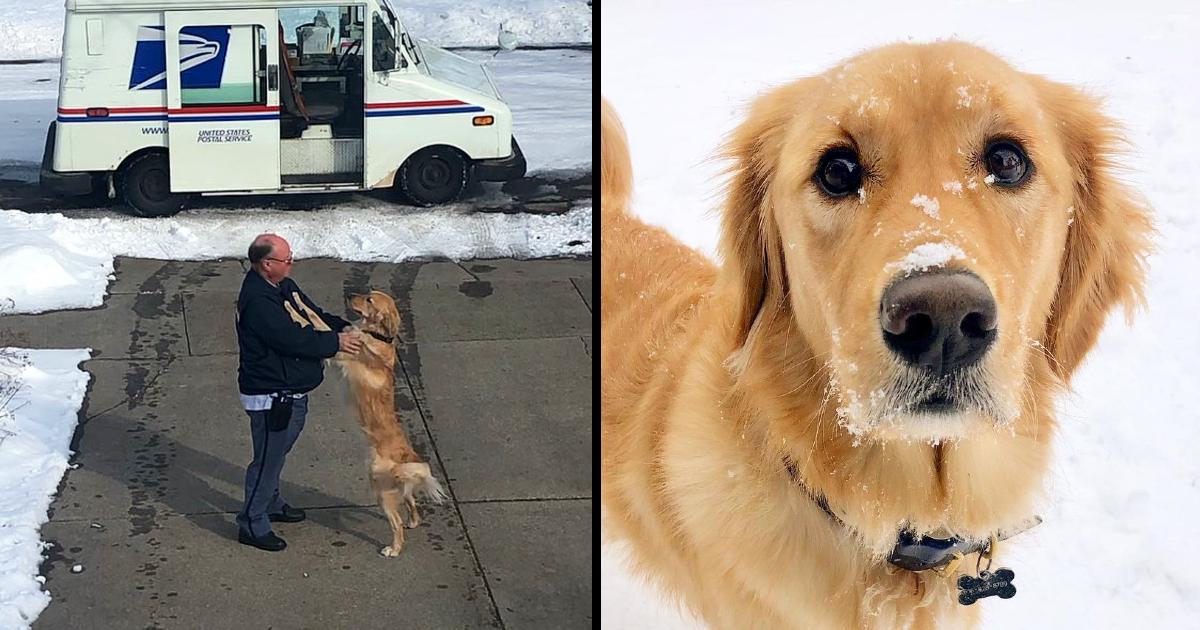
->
[397,354,508,630]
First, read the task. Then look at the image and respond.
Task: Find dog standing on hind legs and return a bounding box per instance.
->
[304,290,448,557]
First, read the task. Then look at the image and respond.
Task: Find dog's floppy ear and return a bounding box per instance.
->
[1033,76,1153,380]
[718,82,807,349]
[367,291,401,339]
[381,300,401,339]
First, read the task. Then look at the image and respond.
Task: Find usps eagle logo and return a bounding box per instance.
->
[129,25,231,91]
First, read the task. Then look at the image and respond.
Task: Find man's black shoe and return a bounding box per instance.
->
[268,504,306,523]
[238,530,287,552]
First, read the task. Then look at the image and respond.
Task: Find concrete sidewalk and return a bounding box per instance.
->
[4,256,592,629]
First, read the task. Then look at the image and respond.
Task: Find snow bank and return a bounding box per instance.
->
[0,220,114,314]
[0,349,90,629]
[0,0,591,61]
[0,204,591,314]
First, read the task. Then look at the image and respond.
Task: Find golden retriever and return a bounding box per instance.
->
[307,291,448,557]
[601,41,1152,629]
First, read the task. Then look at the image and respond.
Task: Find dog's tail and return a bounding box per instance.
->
[398,462,450,504]
[601,97,633,215]
[417,474,449,504]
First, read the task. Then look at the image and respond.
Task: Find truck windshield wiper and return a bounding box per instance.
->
[401,32,421,65]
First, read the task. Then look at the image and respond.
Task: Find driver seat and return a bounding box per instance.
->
[277,24,343,124]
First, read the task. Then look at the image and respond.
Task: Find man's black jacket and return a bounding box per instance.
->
[236,270,350,395]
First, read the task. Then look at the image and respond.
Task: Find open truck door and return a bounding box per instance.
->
[164,10,281,192]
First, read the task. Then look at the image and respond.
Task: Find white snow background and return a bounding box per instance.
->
[601,0,1199,628]
[0,0,593,61]
[0,2,590,628]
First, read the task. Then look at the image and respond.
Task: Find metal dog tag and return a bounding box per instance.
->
[956,568,1017,605]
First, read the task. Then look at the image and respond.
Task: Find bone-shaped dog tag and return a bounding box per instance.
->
[956,568,1017,605]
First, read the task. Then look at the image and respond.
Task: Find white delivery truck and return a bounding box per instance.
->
[41,0,526,216]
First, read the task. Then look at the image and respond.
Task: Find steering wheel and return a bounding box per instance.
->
[337,39,363,71]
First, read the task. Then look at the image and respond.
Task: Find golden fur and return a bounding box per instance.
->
[310,291,447,557]
[601,41,1152,629]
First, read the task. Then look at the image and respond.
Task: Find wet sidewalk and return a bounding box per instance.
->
[3,256,592,629]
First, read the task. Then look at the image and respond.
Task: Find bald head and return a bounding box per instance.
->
[248,234,294,284]
[248,234,289,266]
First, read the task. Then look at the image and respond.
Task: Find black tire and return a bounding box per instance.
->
[397,146,468,206]
[119,153,187,217]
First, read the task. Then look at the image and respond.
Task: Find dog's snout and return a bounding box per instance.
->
[880,271,997,375]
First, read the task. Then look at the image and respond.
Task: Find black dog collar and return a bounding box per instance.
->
[782,457,1040,572]
[364,330,394,344]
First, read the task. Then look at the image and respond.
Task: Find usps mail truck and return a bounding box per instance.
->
[41,0,526,216]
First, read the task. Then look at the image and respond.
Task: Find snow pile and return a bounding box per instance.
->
[602,0,1200,626]
[0,204,591,314]
[0,221,114,314]
[395,0,591,48]
[0,350,90,629]
[0,0,591,61]
[0,1,61,61]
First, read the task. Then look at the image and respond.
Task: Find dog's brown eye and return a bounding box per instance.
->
[814,148,863,197]
[984,140,1031,187]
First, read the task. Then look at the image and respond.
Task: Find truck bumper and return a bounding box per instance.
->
[40,122,95,196]
[472,137,527,182]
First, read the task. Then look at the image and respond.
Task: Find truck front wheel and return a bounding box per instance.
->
[119,153,188,217]
[397,147,468,206]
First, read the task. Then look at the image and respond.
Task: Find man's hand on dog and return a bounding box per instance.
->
[338,331,364,354]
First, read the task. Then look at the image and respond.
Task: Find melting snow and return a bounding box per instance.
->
[942,181,964,196]
[956,85,972,108]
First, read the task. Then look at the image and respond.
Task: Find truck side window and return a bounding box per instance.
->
[179,25,268,107]
[371,12,396,71]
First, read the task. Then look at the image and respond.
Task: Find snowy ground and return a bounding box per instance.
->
[0,203,591,313]
[0,0,592,61]
[602,0,1200,628]
[0,350,90,629]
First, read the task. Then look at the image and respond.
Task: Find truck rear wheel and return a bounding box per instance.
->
[119,153,188,217]
[397,147,468,206]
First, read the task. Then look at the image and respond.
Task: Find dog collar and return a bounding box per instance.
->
[364,330,394,344]
[782,457,1040,572]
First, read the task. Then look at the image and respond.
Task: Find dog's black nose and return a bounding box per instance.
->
[880,271,997,375]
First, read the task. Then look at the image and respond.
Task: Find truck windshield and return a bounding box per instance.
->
[380,0,421,66]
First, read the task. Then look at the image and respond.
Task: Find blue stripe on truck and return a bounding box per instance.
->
[365,106,485,118]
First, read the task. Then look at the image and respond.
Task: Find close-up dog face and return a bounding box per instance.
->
[723,41,1149,441]
[347,291,402,339]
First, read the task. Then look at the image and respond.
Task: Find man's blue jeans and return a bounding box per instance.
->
[235,395,308,537]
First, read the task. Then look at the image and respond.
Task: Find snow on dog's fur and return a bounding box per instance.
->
[601,41,1151,629]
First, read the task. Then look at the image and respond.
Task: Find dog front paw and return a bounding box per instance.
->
[380,544,403,557]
